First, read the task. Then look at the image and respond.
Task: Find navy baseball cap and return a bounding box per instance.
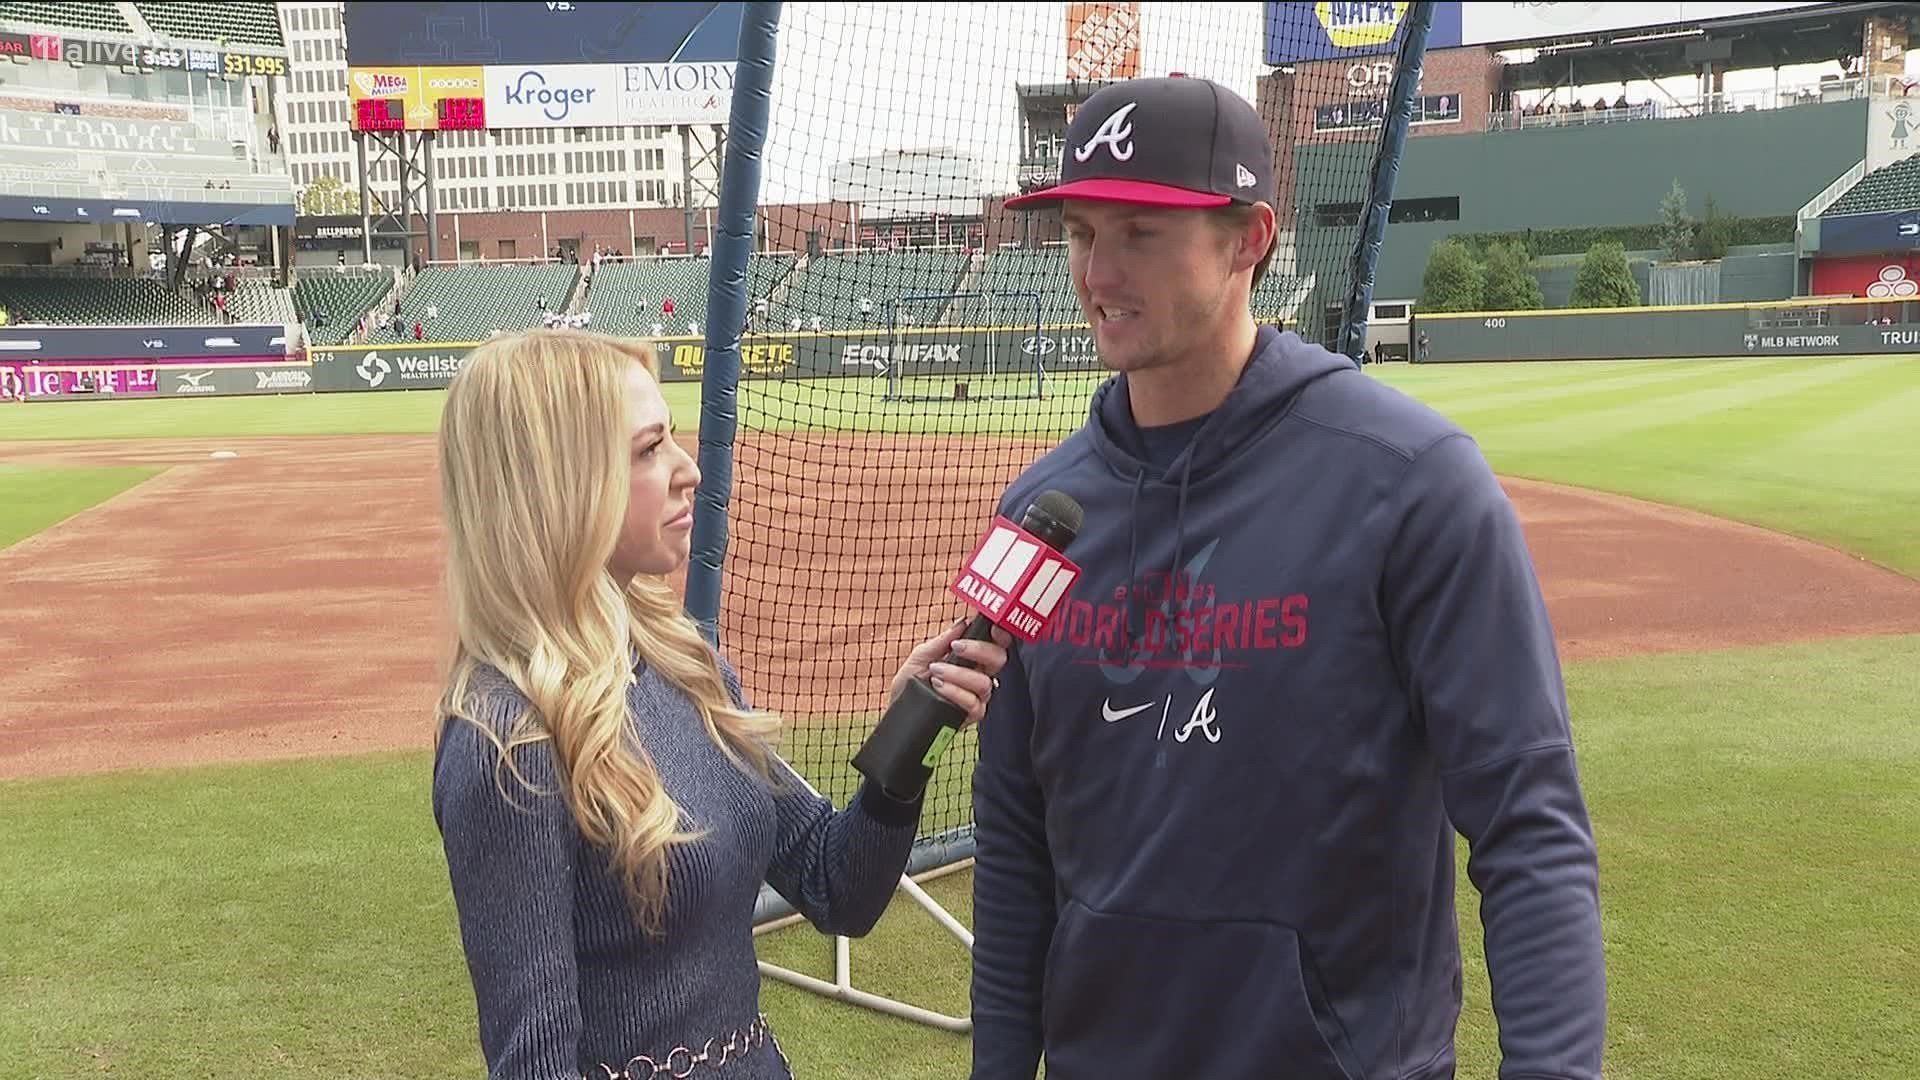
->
[1006,75,1276,211]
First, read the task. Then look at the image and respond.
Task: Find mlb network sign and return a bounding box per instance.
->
[950,518,1082,643]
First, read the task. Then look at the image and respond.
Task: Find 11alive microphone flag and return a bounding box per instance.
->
[948,515,1083,642]
[851,490,1086,798]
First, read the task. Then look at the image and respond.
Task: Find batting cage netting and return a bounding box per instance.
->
[685,0,1434,1025]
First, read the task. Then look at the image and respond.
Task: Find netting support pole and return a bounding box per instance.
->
[1338,1,1435,364]
[686,0,782,648]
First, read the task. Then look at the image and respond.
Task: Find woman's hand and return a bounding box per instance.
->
[889,616,1014,730]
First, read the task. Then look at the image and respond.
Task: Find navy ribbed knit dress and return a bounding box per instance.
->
[432,659,923,1079]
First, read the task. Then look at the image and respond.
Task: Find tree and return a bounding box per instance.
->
[1419,237,1484,313]
[1695,193,1734,261]
[1658,178,1693,262]
[1481,238,1544,310]
[1570,240,1641,308]
[298,174,360,217]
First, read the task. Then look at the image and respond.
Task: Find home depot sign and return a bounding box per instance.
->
[1066,2,1140,81]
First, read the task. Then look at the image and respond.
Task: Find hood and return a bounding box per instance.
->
[1077,326,1355,644]
[1084,325,1354,485]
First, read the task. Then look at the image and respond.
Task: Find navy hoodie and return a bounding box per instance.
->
[969,327,1606,1079]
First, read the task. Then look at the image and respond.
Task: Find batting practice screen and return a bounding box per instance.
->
[692,2,1427,908]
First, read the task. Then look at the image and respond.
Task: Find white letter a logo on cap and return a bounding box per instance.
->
[1075,101,1137,163]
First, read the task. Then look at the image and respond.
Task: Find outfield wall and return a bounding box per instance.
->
[3,362,314,401]
[1418,295,1920,363]
[14,302,1917,402]
[306,326,1111,392]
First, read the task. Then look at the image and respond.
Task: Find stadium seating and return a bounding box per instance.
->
[954,248,1082,326]
[1825,154,1920,216]
[0,275,217,326]
[224,279,299,328]
[1251,270,1313,325]
[396,263,581,342]
[131,1,281,46]
[0,1,131,33]
[766,250,972,330]
[581,254,794,337]
[947,246,1309,329]
[293,270,393,346]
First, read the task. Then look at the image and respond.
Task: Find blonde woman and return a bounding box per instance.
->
[431,329,1008,1079]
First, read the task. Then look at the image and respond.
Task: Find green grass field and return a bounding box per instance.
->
[1373,355,1920,576]
[3,353,1918,1078]
[0,464,161,549]
[4,637,1913,1079]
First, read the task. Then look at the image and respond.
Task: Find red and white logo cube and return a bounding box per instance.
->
[949,517,1082,643]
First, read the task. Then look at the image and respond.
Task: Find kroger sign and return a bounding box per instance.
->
[485,65,619,127]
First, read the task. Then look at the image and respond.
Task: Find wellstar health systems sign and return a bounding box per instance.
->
[311,346,472,391]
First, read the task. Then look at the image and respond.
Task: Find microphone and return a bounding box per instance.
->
[852,490,1086,800]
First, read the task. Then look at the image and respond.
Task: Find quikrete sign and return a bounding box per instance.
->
[668,342,795,378]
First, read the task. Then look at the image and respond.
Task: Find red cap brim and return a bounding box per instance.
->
[1004,177,1231,210]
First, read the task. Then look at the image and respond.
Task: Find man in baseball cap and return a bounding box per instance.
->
[1002,75,1280,406]
[971,74,1609,1080]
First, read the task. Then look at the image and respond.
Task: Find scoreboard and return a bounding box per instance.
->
[340,2,745,132]
[354,97,404,132]
[437,97,486,130]
[346,65,485,132]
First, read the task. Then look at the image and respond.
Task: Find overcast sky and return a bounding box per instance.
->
[753,2,1266,204]
[742,2,1910,205]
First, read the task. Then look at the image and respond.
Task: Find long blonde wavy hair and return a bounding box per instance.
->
[433,329,782,933]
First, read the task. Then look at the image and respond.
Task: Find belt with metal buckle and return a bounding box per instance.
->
[587,1013,791,1079]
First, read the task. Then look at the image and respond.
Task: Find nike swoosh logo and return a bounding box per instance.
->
[1102,699,1156,723]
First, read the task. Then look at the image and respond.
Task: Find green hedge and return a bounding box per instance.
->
[1455,215,1795,258]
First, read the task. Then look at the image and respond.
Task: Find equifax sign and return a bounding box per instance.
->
[949,517,1082,643]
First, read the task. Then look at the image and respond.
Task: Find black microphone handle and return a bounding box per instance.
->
[943,612,999,671]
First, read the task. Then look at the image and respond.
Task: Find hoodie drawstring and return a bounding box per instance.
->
[1172,449,1194,618]
[1124,449,1196,655]
[1126,469,1145,647]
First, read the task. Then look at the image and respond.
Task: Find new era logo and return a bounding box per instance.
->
[1235,163,1256,188]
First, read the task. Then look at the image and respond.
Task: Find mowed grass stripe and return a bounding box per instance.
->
[1390,357,1920,575]
[1564,354,1907,465]
[1763,376,1920,476]
[1433,355,1902,448]
[1390,356,1800,417]
[1714,379,1920,573]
